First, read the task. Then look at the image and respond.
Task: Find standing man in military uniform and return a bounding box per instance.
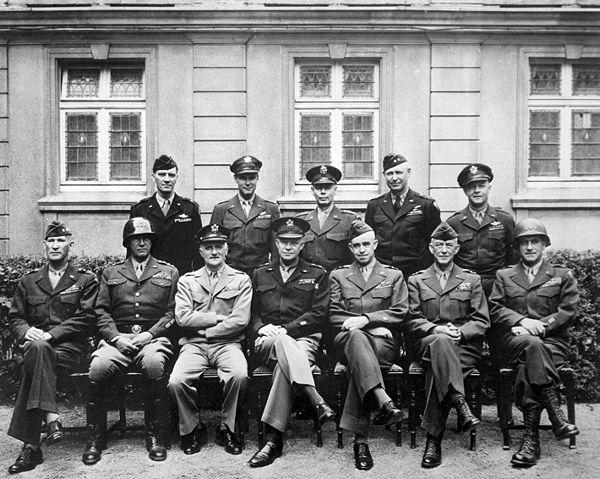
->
[7,222,98,474]
[329,220,432,471]
[131,154,202,274]
[447,163,515,297]
[82,217,179,465]
[211,155,281,276]
[408,222,488,468]
[169,224,251,456]
[365,154,440,278]
[489,218,579,468]
[248,217,335,468]
[297,165,359,273]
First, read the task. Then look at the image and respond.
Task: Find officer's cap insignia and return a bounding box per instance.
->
[286,219,294,229]
[244,156,252,163]
[319,165,328,175]
[211,224,220,233]
[469,165,478,175]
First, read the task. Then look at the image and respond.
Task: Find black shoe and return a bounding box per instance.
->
[541,386,580,441]
[215,425,242,455]
[181,424,206,455]
[8,445,43,474]
[46,419,63,446]
[315,402,336,426]
[421,434,442,468]
[511,434,540,468]
[81,440,103,466]
[353,443,373,471]
[373,401,403,426]
[453,396,481,432]
[146,434,167,461]
[248,441,283,468]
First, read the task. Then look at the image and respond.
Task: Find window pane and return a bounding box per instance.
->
[573,63,600,96]
[299,66,331,97]
[65,113,98,181]
[572,111,600,176]
[530,64,561,95]
[343,65,374,97]
[528,110,560,177]
[66,69,100,97]
[342,113,373,179]
[299,114,330,178]
[111,68,144,97]
[110,113,142,181]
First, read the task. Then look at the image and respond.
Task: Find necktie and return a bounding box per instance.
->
[318,210,327,229]
[439,271,448,289]
[281,267,291,283]
[209,271,218,289]
[360,266,370,282]
[527,267,536,283]
[135,263,145,279]
[393,195,402,213]
[161,199,170,216]
[49,269,63,289]
[474,211,484,224]
[242,200,251,217]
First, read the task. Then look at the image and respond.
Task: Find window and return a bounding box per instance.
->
[528,60,600,180]
[59,63,146,186]
[294,61,379,184]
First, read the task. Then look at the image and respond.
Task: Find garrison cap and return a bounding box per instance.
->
[347,220,373,242]
[430,221,458,241]
[231,155,262,175]
[45,221,72,240]
[196,224,230,244]
[306,164,342,185]
[272,217,310,239]
[153,155,178,172]
[382,153,408,173]
[457,163,493,188]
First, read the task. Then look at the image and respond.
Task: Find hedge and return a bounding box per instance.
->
[1,250,599,404]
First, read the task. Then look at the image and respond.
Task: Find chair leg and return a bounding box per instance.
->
[563,369,577,449]
[498,371,513,450]
[394,377,402,447]
[256,389,264,447]
[335,375,344,449]
[408,374,419,449]
[466,373,481,451]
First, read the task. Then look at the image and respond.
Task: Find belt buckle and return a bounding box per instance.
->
[131,324,142,334]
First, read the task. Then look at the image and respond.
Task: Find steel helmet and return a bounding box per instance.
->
[513,218,550,246]
[122,217,156,247]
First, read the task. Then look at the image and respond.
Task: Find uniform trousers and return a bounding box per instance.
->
[255,333,320,432]
[88,336,173,383]
[418,334,481,437]
[499,333,568,410]
[8,339,86,444]
[333,329,396,436]
[168,341,248,435]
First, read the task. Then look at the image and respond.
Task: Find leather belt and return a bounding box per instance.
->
[118,324,151,334]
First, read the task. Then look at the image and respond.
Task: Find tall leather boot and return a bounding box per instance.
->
[145,378,167,462]
[511,406,541,467]
[541,386,579,441]
[449,391,481,432]
[82,381,107,466]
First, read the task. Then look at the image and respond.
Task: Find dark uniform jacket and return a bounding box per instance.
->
[329,260,432,338]
[407,264,489,343]
[211,194,281,271]
[251,259,329,340]
[297,206,360,272]
[489,261,579,341]
[95,257,179,342]
[365,189,441,276]
[9,263,99,345]
[130,193,202,274]
[447,206,515,277]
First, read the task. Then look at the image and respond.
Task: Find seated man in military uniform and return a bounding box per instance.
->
[7,222,98,474]
[408,222,489,468]
[248,217,335,468]
[169,224,252,456]
[489,218,579,468]
[82,217,179,465]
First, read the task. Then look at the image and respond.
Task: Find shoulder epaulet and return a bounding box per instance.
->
[370,192,387,202]
[77,267,95,276]
[334,264,351,270]
[24,268,40,276]
[414,191,435,201]
[155,259,176,269]
[411,269,427,276]
[132,196,151,207]
[461,268,478,276]
[340,209,359,217]
[306,262,326,273]
[383,264,400,271]
[447,210,462,219]
[113,259,126,265]
[263,198,278,206]
[296,211,309,217]
[182,271,195,277]
[177,195,193,203]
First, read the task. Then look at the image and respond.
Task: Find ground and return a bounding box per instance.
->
[0,404,598,479]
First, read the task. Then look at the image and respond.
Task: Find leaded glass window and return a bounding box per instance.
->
[65,113,98,181]
[529,111,560,177]
[300,66,331,98]
[110,113,142,180]
[530,64,560,95]
[573,63,600,96]
[343,66,374,97]
[66,69,100,98]
[572,111,600,176]
[111,69,144,97]
[343,113,374,178]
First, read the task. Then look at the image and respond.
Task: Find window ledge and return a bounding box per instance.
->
[512,189,600,209]
[278,190,376,212]
[38,191,144,213]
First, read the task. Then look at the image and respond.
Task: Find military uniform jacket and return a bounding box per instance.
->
[489,261,579,340]
[407,264,489,342]
[329,260,432,338]
[251,259,329,340]
[130,193,202,274]
[447,206,515,276]
[297,206,360,272]
[175,265,252,345]
[95,257,179,342]
[365,189,441,273]
[9,263,99,344]
[211,195,281,270]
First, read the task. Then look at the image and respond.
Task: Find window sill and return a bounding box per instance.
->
[38,191,144,213]
[512,188,600,209]
[278,190,377,212]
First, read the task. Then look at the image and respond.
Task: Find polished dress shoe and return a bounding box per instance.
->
[46,419,64,446]
[453,396,481,432]
[8,444,43,474]
[373,401,403,426]
[421,434,442,468]
[353,443,373,471]
[81,440,103,465]
[315,402,336,426]
[215,425,242,455]
[248,441,283,468]
[146,434,167,461]
[181,424,206,455]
